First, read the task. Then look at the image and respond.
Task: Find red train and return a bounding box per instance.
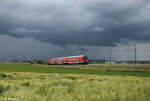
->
[48,55,88,65]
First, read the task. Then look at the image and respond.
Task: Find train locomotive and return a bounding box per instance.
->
[48,55,88,65]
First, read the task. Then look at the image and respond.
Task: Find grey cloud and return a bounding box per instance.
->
[0,0,150,47]
[1,35,150,61]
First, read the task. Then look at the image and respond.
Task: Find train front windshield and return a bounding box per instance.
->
[83,56,88,60]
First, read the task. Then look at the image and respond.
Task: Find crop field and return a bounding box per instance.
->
[0,63,150,101]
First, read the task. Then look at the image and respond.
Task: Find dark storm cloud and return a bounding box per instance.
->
[0,0,150,46]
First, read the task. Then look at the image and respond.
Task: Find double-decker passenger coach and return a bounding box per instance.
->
[48,55,88,65]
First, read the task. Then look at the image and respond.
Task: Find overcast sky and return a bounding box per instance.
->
[0,0,150,61]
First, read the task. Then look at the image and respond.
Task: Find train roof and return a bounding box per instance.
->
[50,55,87,59]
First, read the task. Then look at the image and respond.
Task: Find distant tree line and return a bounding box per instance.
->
[2,60,48,65]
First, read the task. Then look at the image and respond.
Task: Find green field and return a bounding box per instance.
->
[0,63,150,101]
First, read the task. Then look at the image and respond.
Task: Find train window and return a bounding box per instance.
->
[83,56,88,60]
[70,57,75,59]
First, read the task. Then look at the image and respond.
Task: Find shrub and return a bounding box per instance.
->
[22,82,30,87]
[0,84,11,96]
[0,73,7,78]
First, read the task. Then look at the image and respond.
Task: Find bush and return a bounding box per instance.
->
[36,60,43,64]
[0,84,11,96]
[22,82,30,87]
[0,73,7,78]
